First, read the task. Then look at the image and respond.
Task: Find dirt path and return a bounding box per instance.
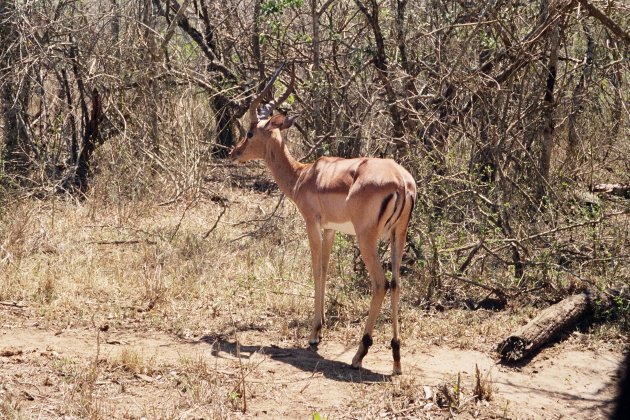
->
[0,325,622,418]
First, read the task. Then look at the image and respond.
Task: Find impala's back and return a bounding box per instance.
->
[293,157,416,238]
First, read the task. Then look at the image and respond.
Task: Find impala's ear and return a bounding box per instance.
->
[264,114,298,131]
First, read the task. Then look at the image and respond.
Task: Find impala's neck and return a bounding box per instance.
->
[264,132,305,200]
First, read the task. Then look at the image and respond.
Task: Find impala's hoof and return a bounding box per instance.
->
[350,333,372,369]
[392,364,402,376]
[308,331,322,346]
[391,339,402,375]
[308,321,323,346]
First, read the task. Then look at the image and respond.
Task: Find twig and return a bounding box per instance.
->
[229,312,247,413]
[575,0,630,45]
[442,272,505,298]
[230,195,286,243]
[233,194,285,226]
[169,199,196,243]
[526,261,618,298]
[203,204,227,239]
[160,0,193,51]
[457,240,484,274]
[89,240,157,245]
[390,403,429,416]
[85,224,165,242]
[0,301,27,308]
[517,209,629,245]
[442,209,629,254]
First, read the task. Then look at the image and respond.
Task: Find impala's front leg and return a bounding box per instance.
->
[320,229,335,330]
[306,222,324,345]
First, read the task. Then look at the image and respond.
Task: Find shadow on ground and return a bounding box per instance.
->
[199,334,390,383]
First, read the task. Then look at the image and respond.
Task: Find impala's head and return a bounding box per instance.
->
[231,114,298,163]
[230,63,296,164]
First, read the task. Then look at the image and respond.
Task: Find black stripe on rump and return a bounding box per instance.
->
[389,192,407,228]
[405,195,416,226]
[384,192,401,227]
[378,193,395,226]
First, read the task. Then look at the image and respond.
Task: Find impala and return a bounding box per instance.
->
[230,66,416,375]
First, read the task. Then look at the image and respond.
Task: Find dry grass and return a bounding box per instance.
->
[1,180,313,333]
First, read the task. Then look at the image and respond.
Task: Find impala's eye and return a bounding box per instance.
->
[246,131,253,138]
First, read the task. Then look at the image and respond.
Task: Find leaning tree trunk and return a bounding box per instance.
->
[152,0,249,159]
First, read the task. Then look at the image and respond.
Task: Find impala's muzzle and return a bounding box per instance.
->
[230,140,246,163]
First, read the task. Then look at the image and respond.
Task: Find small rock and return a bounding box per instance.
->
[0,348,23,357]
[423,386,433,400]
[135,373,154,382]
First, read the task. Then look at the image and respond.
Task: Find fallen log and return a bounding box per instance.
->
[592,183,630,199]
[497,291,609,363]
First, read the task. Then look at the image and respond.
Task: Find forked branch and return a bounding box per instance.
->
[249,64,296,124]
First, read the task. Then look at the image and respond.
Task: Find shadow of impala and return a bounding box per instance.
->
[199,334,390,384]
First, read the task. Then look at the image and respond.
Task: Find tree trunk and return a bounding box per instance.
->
[354,0,406,154]
[311,0,322,140]
[592,183,630,199]
[142,0,161,157]
[537,19,560,204]
[74,89,102,193]
[211,96,236,158]
[1,1,30,175]
[566,23,593,166]
[471,43,496,183]
[2,77,31,175]
[153,0,243,159]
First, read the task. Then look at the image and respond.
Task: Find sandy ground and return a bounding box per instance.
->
[0,318,623,419]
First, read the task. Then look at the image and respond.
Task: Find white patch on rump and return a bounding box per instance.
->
[323,221,356,235]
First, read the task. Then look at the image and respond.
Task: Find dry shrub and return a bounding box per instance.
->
[111,347,155,376]
[436,372,464,411]
[473,363,494,402]
[0,203,34,264]
[69,365,105,419]
[0,388,21,419]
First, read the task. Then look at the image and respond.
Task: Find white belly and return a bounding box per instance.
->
[323,221,356,235]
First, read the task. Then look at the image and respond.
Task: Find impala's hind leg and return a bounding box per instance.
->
[389,196,413,375]
[389,231,405,375]
[351,232,386,369]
